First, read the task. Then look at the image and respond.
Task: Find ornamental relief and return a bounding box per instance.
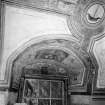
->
[0,0,99,94]
[67,0,105,50]
[9,38,88,90]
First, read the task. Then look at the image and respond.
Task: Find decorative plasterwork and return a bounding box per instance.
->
[11,59,69,89]
[11,47,84,89]
[2,36,90,91]
[67,0,105,49]
[0,0,93,93]
[4,0,77,16]
[11,41,83,88]
[86,4,104,24]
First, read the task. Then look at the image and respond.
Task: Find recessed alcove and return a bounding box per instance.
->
[6,36,89,105]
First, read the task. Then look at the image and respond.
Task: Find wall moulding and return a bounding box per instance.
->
[67,0,105,50]
[0,0,72,88]
[0,34,90,93]
[88,34,105,94]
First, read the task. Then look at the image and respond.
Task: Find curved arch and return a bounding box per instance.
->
[3,34,89,89]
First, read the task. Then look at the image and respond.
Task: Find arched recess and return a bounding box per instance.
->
[5,35,90,92]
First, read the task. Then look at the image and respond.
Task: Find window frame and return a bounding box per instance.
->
[17,73,69,105]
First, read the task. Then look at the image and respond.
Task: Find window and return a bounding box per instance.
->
[18,75,68,105]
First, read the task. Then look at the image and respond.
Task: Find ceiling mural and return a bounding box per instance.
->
[8,38,89,90]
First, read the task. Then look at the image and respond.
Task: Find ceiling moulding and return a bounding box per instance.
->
[3,0,77,16]
[67,0,105,50]
[0,35,90,92]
